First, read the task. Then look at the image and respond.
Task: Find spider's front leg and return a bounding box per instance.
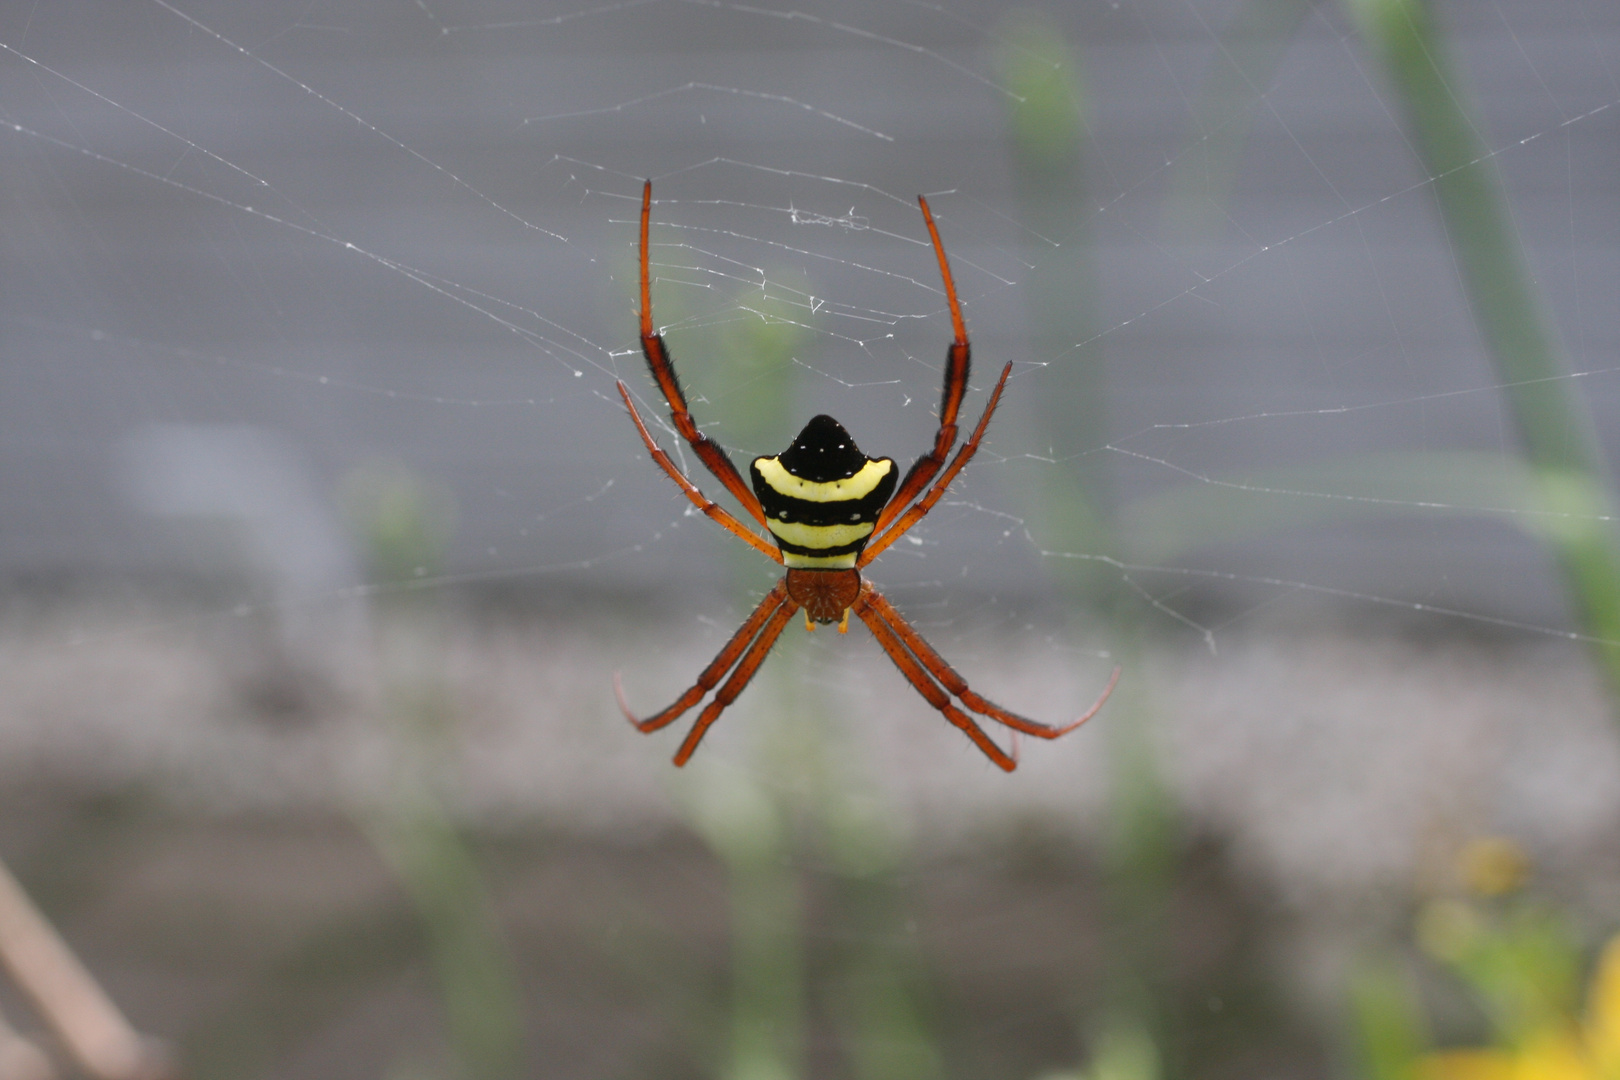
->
[617,382,781,561]
[861,361,1012,566]
[872,194,973,536]
[637,180,769,527]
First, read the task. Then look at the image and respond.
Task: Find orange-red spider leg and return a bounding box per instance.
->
[919,193,972,436]
[615,581,791,734]
[639,180,769,527]
[617,381,782,562]
[860,585,1119,738]
[861,360,1013,567]
[852,592,1017,772]
[673,597,799,766]
[872,196,972,537]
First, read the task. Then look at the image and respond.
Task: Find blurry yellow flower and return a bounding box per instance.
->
[1418,935,1620,1080]
[1417,1047,1513,1080]
[1460,838,1531,898]
[1421,1032,1587,1080]
[1584,937,1620,1071]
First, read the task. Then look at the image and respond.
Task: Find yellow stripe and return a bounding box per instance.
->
[753,457,892,502]
[766,519,875,550]
[783,551,859,569]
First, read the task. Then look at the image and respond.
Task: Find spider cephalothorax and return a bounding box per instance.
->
[614,181,1117,770]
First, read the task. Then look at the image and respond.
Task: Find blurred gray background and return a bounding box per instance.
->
[2,0,1615,630]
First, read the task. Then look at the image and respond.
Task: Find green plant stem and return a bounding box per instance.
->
[1164,0,1318,239]
[727,851,803,1080]
[997,12,1182,1078]
[369,791,524,1080]
[347,469,523,1080]
[1347,958,1425,1080]
[1345,0,1620,699]
[684,757,803,1080]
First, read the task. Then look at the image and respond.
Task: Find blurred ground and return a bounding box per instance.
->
[4,593,1617,897]
[0,785,1323,1080]
[0,594,1617,1075]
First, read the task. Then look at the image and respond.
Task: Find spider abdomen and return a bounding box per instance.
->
[750,414,897,569]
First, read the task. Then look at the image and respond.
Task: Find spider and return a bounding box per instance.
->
[614,181,1119,771]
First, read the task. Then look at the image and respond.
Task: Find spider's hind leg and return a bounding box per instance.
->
[852,583,1116,770]
[672,597,798,765]
[851,587,1017,772]
[861,585,1118,740]
[615,580,791,738]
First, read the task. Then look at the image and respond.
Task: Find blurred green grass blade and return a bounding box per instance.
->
[998,17,1178,1080]
[1348,959,1426,1080]
[1342,0,1620,695]
[682,738,804,1080]
[995,9,1112,565]
[346,465,524,1080]
[1342,0,1601,478]
[1164,0,1318,238]
[1118,451,1548,564]
[370,796,524,1080]
[1087,1017,1164,1080]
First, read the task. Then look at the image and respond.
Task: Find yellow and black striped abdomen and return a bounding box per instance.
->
[750,415,897,569]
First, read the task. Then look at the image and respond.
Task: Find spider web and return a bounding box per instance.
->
[3,0,1620,1058]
